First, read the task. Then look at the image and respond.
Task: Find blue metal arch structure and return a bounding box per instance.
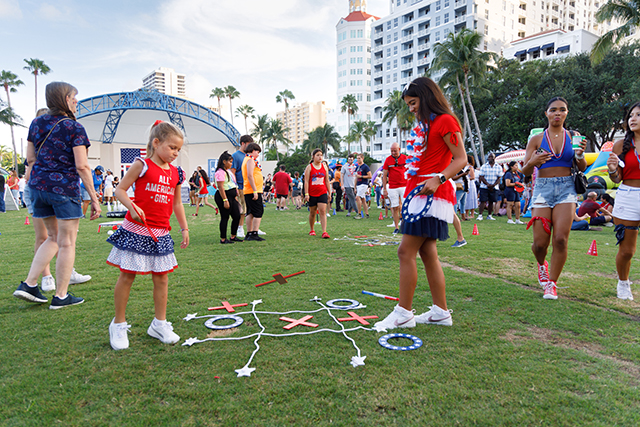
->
[76,90,240,147]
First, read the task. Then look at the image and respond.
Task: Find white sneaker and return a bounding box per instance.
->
[373,304,416,332]
[69,269,91,285]
[147,319,180,344]
[617,280,634,300]
[507,219,515,224]
[236,227,245,238]
[605,222,614,227]
[41,275,56,292]
[477,215,483,221]
[327,213,331,217]
[415,305,453,326]
[387,223,396,227]
[109,318,131,350]
[515,219,525,224]
[487,215,496,221]
[257,229,266,236]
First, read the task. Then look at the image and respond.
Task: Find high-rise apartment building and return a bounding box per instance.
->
[142,67,186,98]
[276,101,328,149]
[368,0,614,160]
[333,0,380,152]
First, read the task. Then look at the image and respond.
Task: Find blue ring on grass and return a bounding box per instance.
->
[401,185,433,223]
[204,315,244,330]
[378,333,423,351]
[326,299,360,310]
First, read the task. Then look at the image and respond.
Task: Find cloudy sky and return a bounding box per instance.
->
[1,0,389,153]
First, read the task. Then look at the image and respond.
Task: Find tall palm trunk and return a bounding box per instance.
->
[4,87,18,171]
[456,75,479,166]
[34,71,38,113]
[464,71,485,162]
[347,114,351,153]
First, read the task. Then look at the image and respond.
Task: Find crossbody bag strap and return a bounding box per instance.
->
[36,118,72,158]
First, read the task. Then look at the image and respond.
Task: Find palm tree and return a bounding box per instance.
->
[314,123,341,156]
[591,0,640,64]
[265,118,291,162]
[23,58,51,113]
[224,85,240,126]
[210,87,226,115]
[250,113,270,159]
[235,105,255,134]
[1,70,24,172]
[362,120,377,153]
[340,94,359,152]
[382,90,415,148]
[276,89,295,139]
[430,29,497,163]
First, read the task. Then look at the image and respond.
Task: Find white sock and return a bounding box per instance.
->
[153,318,166,326]
[26,282,37,288]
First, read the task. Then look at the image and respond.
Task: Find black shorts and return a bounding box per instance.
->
[308,193,328,207]
[479,188,498,203]
[244,193,264,218]
[277,193,288,199]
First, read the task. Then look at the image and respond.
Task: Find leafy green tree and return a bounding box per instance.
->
[382,90,415,148]
[591,0,640,64]
[275,152,311,177]
[1,70,24,172]
[304,123,341,156]
[224,85,240,126]
[430,29,497,163]
[264,118,291,162]
[235,104,255,134]
[23,58,51,113]
[340,94,358,152]
[276,89,295,139]
[210,87,226,116]
[250,113,270,156]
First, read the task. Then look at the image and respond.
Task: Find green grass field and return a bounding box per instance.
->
[1,203,639,426]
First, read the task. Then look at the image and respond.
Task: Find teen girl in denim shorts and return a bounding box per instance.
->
[521,97,587,300]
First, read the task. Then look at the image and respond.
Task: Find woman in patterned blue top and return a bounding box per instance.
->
[13,82,101,310]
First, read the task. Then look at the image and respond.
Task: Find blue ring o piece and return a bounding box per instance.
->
[378,333,423,351]
[204,315,244,330]
[401,185,433,223]
[326,298,360,310]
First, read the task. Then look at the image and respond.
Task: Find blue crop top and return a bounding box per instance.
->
[538,129,574,170]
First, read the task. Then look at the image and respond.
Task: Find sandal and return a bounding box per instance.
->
[309,230,316,236]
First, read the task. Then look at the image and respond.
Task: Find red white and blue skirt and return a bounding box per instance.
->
[106,219,178,275]
[401,179,456,241]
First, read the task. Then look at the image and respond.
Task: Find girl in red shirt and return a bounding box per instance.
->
[607,101,640,301]
[304,149,331,238]
[374,77,466,332]
[106,121,189,350]
[193,169,218,216]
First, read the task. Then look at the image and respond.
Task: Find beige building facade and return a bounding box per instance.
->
[276,101,328,150]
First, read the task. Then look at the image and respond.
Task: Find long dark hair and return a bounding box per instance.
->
[216,151,232,172]
[620,101,640,160]
[402,77,461,130]
[198,169,210,186]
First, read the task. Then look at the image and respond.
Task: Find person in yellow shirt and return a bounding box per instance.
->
[241,142,264,241]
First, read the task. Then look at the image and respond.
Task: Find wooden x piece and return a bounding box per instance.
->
[337,311,379,325]
[208,301,248,312]
[279,315,319,330]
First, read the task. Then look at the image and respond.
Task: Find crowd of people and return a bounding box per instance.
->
[9,79,639,351]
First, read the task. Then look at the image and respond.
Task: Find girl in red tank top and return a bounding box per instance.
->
[608,101,640,301]
[106,121,190,350]
[304,149,331,238]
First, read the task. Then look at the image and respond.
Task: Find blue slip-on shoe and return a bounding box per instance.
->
[49,293,84,310]
[13,281,48,303]
[451,239,467,248]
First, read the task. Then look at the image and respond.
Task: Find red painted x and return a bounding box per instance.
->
[279,315,319,330]
[337,311,379,325]
[208,301,248,312]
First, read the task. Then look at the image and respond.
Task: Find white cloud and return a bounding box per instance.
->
[0,0,22,19]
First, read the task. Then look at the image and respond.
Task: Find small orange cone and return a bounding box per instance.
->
[587,239,598,256]
[378,212,384,220]
[472,224,479,235]
[24,216,31,225]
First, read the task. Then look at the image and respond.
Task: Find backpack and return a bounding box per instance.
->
[499,173,507,192]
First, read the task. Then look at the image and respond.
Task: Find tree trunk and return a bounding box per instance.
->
[229,98,234,125]
[347,114,351,153]
[34,72,38,113]
[456,76,479,166]
[244,117,248,134]
[4,88,18,172]
[464,72,485,162]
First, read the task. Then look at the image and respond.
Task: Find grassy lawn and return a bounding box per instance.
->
[1,204,639,426]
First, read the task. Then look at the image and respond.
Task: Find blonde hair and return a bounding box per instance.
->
[45,82,78,120]
[146,121,184,159]
[36,108,49,117]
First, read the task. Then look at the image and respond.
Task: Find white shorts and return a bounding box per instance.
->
[104,187,113,197]
[612,184,640,222]
[387,186,406,208]
[356,184,369,198]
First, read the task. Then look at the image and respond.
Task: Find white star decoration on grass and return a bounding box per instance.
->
[182,337,199,346]
[183,313,198,321]
[350,356,367,367]
[373,323,389,333]
[235,366,256,377]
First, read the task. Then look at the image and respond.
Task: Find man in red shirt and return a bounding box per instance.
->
[382,142,408,233]
[273,165,292,211]
[578,191,613,226]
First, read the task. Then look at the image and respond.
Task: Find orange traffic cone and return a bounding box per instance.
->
[472,224,479,235]
[378,212,384,220]
[587,239,598,256]
[24,216,30,225]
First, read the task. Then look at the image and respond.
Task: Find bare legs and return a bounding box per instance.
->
[397,235,447,311]
[114,272,170,323]
[614,218,640,281]
[531,204,575,282]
